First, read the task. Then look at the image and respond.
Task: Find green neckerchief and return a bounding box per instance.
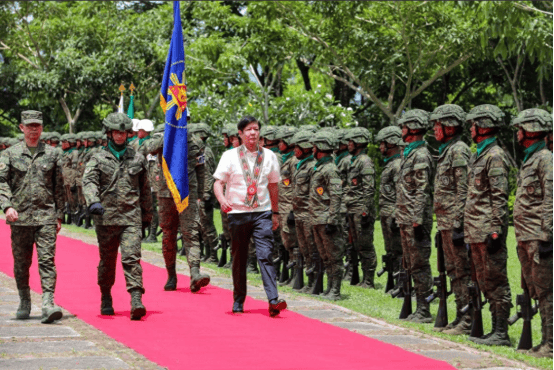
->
[523,140,546,163]
[314,155,332,171]
[139,136,149,146]
[282,151,294,163]
[108,141,127,160]
[335,151,348,165]
[296,154,314,170]
[270,146,281,155]
[403,141,425,157]
[438,137,457,156]
[476,137,496,157]
[127,137,137,144]
[84,147,90,153]
[64,148,75,154]
[383,153,400,163]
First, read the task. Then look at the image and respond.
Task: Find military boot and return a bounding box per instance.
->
[41,292,63,324]
[247,256,259,274]
[223,256,232,269]
[100,287,114,315]
[322,268,343,301]
[358,266,375,289]
[529,297,553,357]
[190,267,210,293]
[408,294,433,323]
[84,208,92,229]
[144,219,158,243]
[16,288,31,319]
[207,244,219,264]
[443,312,472,335]
[130,289,146,320]
[320,267,333,297]
[469,307,498,343]
[164,266,177,291]
[300,271,315,293]
[477,303,511,347]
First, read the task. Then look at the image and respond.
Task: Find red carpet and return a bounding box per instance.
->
[0,220,454,370]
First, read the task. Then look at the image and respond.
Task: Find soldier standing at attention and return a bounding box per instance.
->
[83,113,152,320]
[0,110,64,324]
[512,109,553,357]
[375,126,404,287]
[344,127,377,289]
[396,109,435,323]
[310,132,343,300]
[335,129,352,280]
[430,105,472,335]
[464,105,512,346]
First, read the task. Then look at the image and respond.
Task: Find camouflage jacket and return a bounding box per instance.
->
[0,142,64,225]
[433,137,471,230]
[344,153,375,217]
[379,154,402,218]
[309,157,342,225]
[203,145,216,200]
[513,147,553,242]
[146,132,205,200]
[395,144,434,227]
[335,151,351,214]
[463,140,509,243]
[136,137,160,194]
[278,152,298,214]
[83,146,152,226]
[75,148,87,186]
[61,149,77,186]
[292,156,316,220]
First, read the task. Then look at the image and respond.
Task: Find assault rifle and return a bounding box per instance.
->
[306,251,324,295]
[215,234,228,268]
[391,265,412,319]
[426,232,450,328]
[272,244,286,279]
[277,248,290,283]
[377,253,395,293]
[508,272,538,350]
[289,248,304,290]
[462,245,486,338]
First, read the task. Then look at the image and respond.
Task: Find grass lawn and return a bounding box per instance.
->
[62,212,552,369]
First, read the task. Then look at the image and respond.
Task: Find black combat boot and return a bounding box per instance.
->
[529,299,552,358]
[247,256,259,274]
[408,294,433,323]
[300,272,315,293]
[130,289,146,320]
[358,265,375,289]
[164,266,177,291]
[477,302,511,346]
[16,288,31,320]
[322,267,343,301]
[320,267,333,297]
[190,267,210,293]
[100,287,114,315]
[143,218,158,243]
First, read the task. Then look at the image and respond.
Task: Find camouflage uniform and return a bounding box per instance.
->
[136,135,159,243]
[335,130,352,265]
[344,128,377,288]
[512,109,553,356]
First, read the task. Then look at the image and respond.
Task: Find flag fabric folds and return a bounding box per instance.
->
[159,1,189,213]
[117,93,124,113]
[127,95,135,119]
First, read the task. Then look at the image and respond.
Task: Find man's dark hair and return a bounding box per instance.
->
[238,116,261,132]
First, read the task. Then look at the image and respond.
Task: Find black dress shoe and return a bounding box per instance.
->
[268,298,287,317]
[232,301,244,313]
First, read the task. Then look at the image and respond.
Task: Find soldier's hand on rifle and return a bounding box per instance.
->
[539,237,553,258]
[89,202,105,216]
[287,211,295,226]
[486,232,502,254]
[325,224,338,235]
[5,207,18,222]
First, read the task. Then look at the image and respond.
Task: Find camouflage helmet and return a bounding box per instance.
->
[41,132,51,141]
[189,123,211,137]
[466,104,505,128]
[291,130,313,149]
[66,133,77,144]
[313,131,338,151]
[397,109,430,130]
[345,127,371,145]
[50,132,61,142]
[227,125,239,137]
[299,125,318,133]
[102,112,133,133]
[375,126,403,146]
[511,108,553,133]
[260,126,280,141]
[429,104,466,126]
[279,126,298,145]
[337,129,350,146]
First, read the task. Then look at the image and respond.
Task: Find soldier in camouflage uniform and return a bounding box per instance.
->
[396,109,435,323]
[430,104,472,335]
[344,127,377,289]
[277,126,299,286]
[0,110,64,324]
[375,126,404,289]
[464,105,512,346]
[218,125,233,267]
[260,126,282,160]
[310,132,344,300]
[83,113,152,320]
[335,129,352,280]
[189,123,219,262]
[146,126,211,292]
[65,134,80,224]
[291,130,317,293]
[512,109,553,357]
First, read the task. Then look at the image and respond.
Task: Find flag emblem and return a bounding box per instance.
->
[167,72,188,119]
[317,187,324,195]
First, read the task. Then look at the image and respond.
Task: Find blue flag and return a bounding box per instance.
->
[159,1,189,213]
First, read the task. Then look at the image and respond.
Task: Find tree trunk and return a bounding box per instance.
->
[296,59,312,91]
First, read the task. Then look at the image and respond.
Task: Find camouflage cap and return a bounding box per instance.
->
[66,133,77,144]
[429,104,466,126]
[41,132,51,141]
[512,108,553,133]
[260,126,280,141]
[313,131,337,151]
[397,109,430,130]
[291,130,313,149]
[279,126,298,144]
[189,122,211,137]
[299,125,318,133]
[50,132,61,141]
[375,126,404,146]
[227,125,239,137]
[103,113,133,132]
[21,110,43,125]
[466,104,505,128]
[337,129,350,145]
[345,127,371,145]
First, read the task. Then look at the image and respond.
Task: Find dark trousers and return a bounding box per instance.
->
[228,211,278,304]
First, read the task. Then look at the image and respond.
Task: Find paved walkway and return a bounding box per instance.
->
[0,227,538,370]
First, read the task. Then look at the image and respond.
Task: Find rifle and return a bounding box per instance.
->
[391,265,412,319]
[278,248,290,283]
[156,228,163,237]
[377,253,395,293]
[272,244,285,279]
[508,272,538,350]
[308,251,324,295]
[462,245,486,338]
[290,248,304,290]
[347,216,360,285]
[215,234,228,268]
[426,232,450,328]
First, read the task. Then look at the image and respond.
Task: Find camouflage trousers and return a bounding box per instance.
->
[470,241,512,310]
[347,214,377,273]
[70,186,79,213]
[151,192,158,231]
[295,218,317,268]
[341,213,349,252]
[10,225,57,294]
[198,200,219,253]
[64,185,75,210]
[77,185,85,206]
[221,210,231,241]
[441,229,470,309]
[313,224,344,279]
[279,213,297,252]
[95,225,143,293]
[517,240,552,301]
[381,216,402,273]
[158,197,201,269]
[399,224,432,297]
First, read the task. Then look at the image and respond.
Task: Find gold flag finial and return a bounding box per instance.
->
[129,83,135,94]
[119,84,125,94]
